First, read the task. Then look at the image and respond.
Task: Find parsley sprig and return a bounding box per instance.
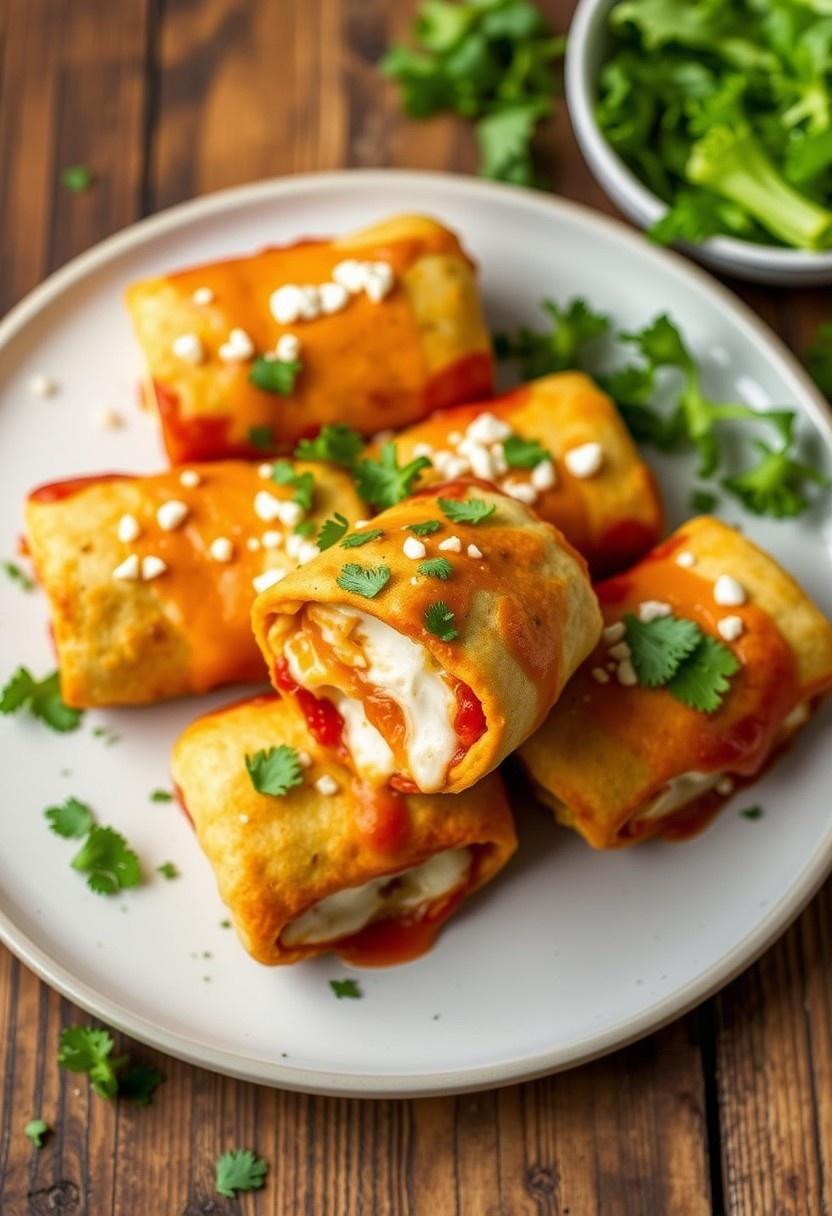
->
[215,1149,269,1198]
[355,442,431,509]
[337,562,391,599]
[1,668,83,732]
[503,434,549,468]
[44,797,143,894]
[58,1026,163,1104]
[249,356,302,395]
[295,424,364,469]
[438,496,495,525]
[623,612,740,713]
[245,745,304,797]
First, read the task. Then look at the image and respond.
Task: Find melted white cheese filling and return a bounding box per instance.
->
[281,847,472,946]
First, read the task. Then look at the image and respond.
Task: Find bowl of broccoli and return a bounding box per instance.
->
[566,0,832,285]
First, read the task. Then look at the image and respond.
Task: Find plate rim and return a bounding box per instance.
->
[2,168,831,1097]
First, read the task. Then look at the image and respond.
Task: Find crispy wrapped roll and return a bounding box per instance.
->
[519,517,832,848]
[252,482,602,795]
[24,461,363,707]
[171,695,517,966]
[385,372,663,575]
[126,215,493,463]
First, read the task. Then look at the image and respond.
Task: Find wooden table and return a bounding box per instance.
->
[1,1,830,1211]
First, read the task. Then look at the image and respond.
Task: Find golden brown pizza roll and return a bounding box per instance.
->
[126,214,493,463]
[252,481,602,795]
[384,371,663,575]
[519,516,832,848]
[24,460,363,707]
[170,694,517,966]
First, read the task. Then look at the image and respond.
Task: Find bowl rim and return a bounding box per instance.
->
[565,0,832,272]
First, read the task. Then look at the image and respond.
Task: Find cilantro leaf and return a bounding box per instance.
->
[340,529,384,548]
[502,434,549,468]
[3,560,36,591]
[45,797,94,839]
[438,496,495,525]
[408,519,442,536]
[249,356,302,395]
[494,297,610,378]
[245,745,304,797]
[58,1026,123,1099]
[270,460,315,510]
[118,1064,164,1106]
[0,667,83,732]
[666,634,741,714]
[336,562,391,598]
[740,805,763,820]
[418,557,454,580]
[294,519,316,538]
[424,600,459,642]
[247,425,274,450]
[295,424,364,469]
[156,861,178,880]
[624,613,702,687]
[808,323,832,401]
[723,441,830,518]
[150,789,173,803]
[24,1119,49,1148]
[355,442,431,509]
[71,827,142,896]
[690,488,719,513]
[215,1148,269,1198]
[476,101,549,186]
[317,512,349,551]
[60,165,94,193]
[330,978,362,1000]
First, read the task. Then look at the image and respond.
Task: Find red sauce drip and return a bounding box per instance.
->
[354,781,411,855]
[154,380,260,463]
[336,888,466,967]
[28,473,126,503]
[454,680,486,751]
[273,659,344,749]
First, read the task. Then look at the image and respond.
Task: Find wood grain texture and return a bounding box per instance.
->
[1,0,831,1212]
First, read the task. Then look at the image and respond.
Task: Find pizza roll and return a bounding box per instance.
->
[24,460,363,707]
[252,482,602,795]
[126,214,494,463]
[519,516,832,848]
[385,372,663,575]
[170,695,517,966]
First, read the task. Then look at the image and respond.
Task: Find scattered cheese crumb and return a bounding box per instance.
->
[675,550,696,568]
[192,287,214,305]
[275,333,301,362]
[297,541,320,565]
[502,479,538,505]
[638,600,672,623]
[714,574,747,606]
[156,500,189,531]
[315,774,339,796]
[467,543,483,559]
[239,814,250,825]
[319,281,349,315]
[258,463,273,478]
[602,622,626,645]
[364,261,394,302]
[179,469,201,488]
[28,373,57,398]
[113,554,140,581]
[716,777,734,796]
[209,537,233,563]
[413,442,434,459]
[717,615,744,641]
[466,413,512,445]
[254,491,284,522]
[141,555,167,581]
[246,537,261,551]
[354,519,371,529]
[591,667,610,684]
[172,333,204,365]
[459,440,495,480]
[262,530,282,549]
[403,536,427,559]
[252,568,285,593]
[270,285,306,324]
[95,407,123,430]
[332,260,367,294]
[609,641,632,660]
[617,658,638,686]
[564,442,604,479]
[117,514,140,544]
[531,459,557,491]
[218,327,255,362]
[438,535,462,553]
[297,750,312,768]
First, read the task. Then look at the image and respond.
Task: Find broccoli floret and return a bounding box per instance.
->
[723,441,830,518]
[686,123,832,249]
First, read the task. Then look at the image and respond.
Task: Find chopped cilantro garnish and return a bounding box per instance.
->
[150,789,173,803]
[71,827,142,895]
[355,442,431,509]
[293,519,316,538]
[502,435,549,468]
[438,496,495,525]
[270,460,315,509]
[740,805,763,820]
[0,667,83,732]
[157,861,179,880]
[24,1119,49,1148]
[418,557,454,580]
[317,512,349,551]
[424,600,459,642]
[408,519,442,536]
[60,165,94,193]
[245,745,304,796]
[690,488,719,513]
[247,425,274,450]
[623,614,701,688]
[341,529,384,548]
[215,1149,269,1198]
[220,918,232,929]
[330,978,362,1000]
[3,560,35,591]
[58,1026,163,1103]
[723,441,830,519]
[336,562,391,598]
[494,297,610,377]
[45,797,94,839]
[295,424,364,469]
[249,356,302,395]
[666,634,741,714]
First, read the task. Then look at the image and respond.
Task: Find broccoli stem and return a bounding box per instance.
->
[686,124,832,250]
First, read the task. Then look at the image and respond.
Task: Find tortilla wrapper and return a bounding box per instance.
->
[170,695,517,966]
[126,214,493,463]
[252,481,602,795]
[24,461,363,707]
[383,372,663,576]
[519,516,832,848]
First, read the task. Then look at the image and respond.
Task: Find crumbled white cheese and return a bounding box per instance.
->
[714,574,746,606]
[298,285,322,319]
[254,490,301,525]
[603,621,626,645]
[270,284,306,324]
[502,479,538,505]
[297,540,320,565]
[113,554,140,581]
[439,454,471,480]
[246,537,261,551]
[717,615,744,641]
[192,287,214,305]
[466,412,512,445]
[332,260,367,294]
[675,550,696,568]
[274,333,301,362]
[467,543,483,559]
[172,333,204,365]
[156,500,189,531]
[354,519,371,529]
[262,530,282,549]
[403,537,427,560]
[490,444,509,476]
[179,469,201,488]
[617,658,638,686]
[531,459,557,491]
[638,600,672,623]
[459,440,495,481]
[609,641,631,660]
[218,327,255,362]
[319,281,349,315]
[209,537,233,563]
[117,514,140,544]
[258,462,274,478]
[364,261,395,302]
[141,555,167,581]
[28,373,57,397]
[438,535,462,553]
[591,667,610,684]
[315,774,339,796]
[252,568,285,593]
[564,442,604,479]
[297,750,312,768]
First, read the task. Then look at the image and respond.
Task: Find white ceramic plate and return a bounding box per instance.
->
[2,171,831,1098]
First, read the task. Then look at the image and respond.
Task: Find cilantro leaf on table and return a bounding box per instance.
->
[249,356,302,395]
[0,668,83,732]
[150,789,173,803]
[270,460,315,510]
[71,827,142,896]
[330,978,362,1000]
[295,424,365,469]
[3,560,36,592]
[118,1064,165,1106]
[215,1149,269,1198]
[317,512,350,551]
[355,442,431,509]
[340,529,384,548]
[494,297,610,378]
[336,562,391,599]
[438,496,495,525]
[807,323,832,401]
[424,600,459,642]
[418,557,454,580]
[502,434,549,468]
[408,519,442,536]
[24,1119,49,1149]
[60,165,94,193]
[156,861,179,880]
[245,745,304,797]
[740,805,763,820]
[45,797,94,839]
[723,441,831,518]
[623,614,701,687]
[666,634,741,713]
[58,1027,124,1099]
